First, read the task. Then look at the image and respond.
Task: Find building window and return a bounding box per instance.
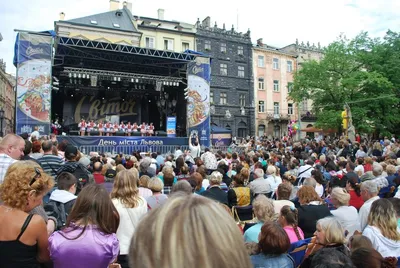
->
[205,40,211,50]
[287,82,293,92]
[258,55,264,67]
[210,91,214,103]
[258,101,265,113]
[220,92,227,104]
[182,42,189,51]
[287,61,293,72]
[239,94,246,107]
[164,39,174,51]
[238,46,244,55]
[258,78,264,90]
[274,102,280,115]
[220,63,228,76]
[273,58,279,69]
[220,43,226,53]
[238,66,245,78]
[273,80,279,92]
[288,103,293,115]
[302,99,308,111]
[258,125,265,137]
[145,37,155,48]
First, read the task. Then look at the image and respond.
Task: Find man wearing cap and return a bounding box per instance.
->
[0,134,25,183]
[103,169,116,193]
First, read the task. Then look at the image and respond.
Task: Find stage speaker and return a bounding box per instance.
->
[69,130,79,136]
[115,131,126,136]
[157,131,167,137]
[131,132,141,137]
[90,131,100,136]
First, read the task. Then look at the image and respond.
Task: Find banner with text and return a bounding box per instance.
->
[166,116,176,137]
[186,57,211,148]
[15,33,52,135]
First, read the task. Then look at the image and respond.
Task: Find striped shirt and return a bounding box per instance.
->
[0,154,17,184]
[37,154,64,179]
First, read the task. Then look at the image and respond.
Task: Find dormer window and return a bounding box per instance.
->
[116,11,123,17]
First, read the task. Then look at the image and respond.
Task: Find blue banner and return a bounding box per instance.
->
[187,57,211,148]
[15,33,52,135]
[166,116,176,137]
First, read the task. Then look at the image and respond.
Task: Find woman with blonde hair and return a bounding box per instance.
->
[138,174,152,198]
[111,170,147,268]
[362,198,400,257]
[266,165,282,192]
[0,161,54,267]
[330,187,361,237]
[244,195,274,243]
[300,217,349,268]
[297,186,331,238]
[146,177,168,210]
[129,194,252,268]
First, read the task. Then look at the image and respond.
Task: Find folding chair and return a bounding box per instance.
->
[288,237,312,267]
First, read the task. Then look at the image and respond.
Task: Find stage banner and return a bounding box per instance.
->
[166,116,176,137]
[186,57,211,148]
[211,133,232,147]
[15,33,52,135]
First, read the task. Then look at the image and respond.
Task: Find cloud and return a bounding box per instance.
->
[1,0,399,73]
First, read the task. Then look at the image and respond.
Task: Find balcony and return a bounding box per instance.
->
[301,112,317,122]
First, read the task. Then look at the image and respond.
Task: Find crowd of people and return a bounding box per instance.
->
[0,132,400,267]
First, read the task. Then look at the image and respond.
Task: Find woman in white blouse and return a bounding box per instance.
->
[330,187,361,237]
[111,170,147,268]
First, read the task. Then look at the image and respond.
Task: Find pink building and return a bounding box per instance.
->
[253,39,297,138]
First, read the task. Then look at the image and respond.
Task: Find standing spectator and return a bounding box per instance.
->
[29,126,41,141]
[200,171,228,205]
[129,194,252,268]
[359,181,380,231]
[111,170,147,268]
[146,177,168,210]
[30,140,43,159]
[57,140,68,161]
[201,148,218,170]
[0,161,54,266]
[37,140,64,179]
[48,184,120,268]
[0,134,25,183]
[155,152,164,168]
[189,135,201,158]
[22,139,39,163]
[296,159,314,185]
[92,161,105,184]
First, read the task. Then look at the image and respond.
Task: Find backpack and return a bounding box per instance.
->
[44,200,67,230]
[57,162,90,194]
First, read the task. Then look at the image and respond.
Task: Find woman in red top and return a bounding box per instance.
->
[346,177,364,210]
[363,157,373,172]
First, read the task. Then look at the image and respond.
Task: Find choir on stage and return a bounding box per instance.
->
[78,119,155,136]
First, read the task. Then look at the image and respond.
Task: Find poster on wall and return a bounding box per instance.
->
[186,57,211,148]
[15,32,52,135]
[166,116,176,137]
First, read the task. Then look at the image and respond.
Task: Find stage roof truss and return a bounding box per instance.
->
[57,37,196,62]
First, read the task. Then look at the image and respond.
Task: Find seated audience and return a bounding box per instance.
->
[244,195,274,243]
[309,247,354,268]
[351,247,398,268]
[227,173,251,207]
[171,180,193,195]
[278,205,304,243]
[146,177,168,210]
[138,175,152,198]
[273,183,295,214]
[201,171,228,205]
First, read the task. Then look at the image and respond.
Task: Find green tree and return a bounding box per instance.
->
[290,32,399,136]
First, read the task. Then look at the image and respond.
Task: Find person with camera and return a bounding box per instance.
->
[189,131,201,159]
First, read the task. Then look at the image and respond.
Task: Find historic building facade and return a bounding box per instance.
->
[195,17,254,138]
[0,60,16,135]
[281,40,324,138]
[253,38,297,138]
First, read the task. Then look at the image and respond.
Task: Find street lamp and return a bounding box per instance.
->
[0,108,4,137]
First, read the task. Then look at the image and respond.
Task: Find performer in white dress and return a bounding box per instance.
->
[105,122,112,136]
[133,122,138,133]
[120,121,126,135]
[87,120,96,136]
[98,120,104,136]
[147,123,154,136]
[78,119,86,136]
[113,122,119,135]
[126,122,132,136]
[140,122,146,136]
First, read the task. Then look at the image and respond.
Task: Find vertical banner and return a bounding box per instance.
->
[186,57,211,148]
[166,116,176,137]
[15,33,52,135]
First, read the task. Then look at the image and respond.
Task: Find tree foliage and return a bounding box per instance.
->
[290,31,400,136]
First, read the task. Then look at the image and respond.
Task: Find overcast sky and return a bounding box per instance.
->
[1,0,399,73]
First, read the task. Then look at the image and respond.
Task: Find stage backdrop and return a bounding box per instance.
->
[62,96,141,126]
[15,33,52,135]
[187,57,211,148]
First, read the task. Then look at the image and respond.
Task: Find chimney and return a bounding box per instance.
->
[202,16,210,28]
[123,1,133,14]
[157,9,164,20]
[257,38,263,46]
[109,0,120,11]
[59,12,65,20]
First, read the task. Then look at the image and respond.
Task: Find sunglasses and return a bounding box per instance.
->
[29,167,41,186]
